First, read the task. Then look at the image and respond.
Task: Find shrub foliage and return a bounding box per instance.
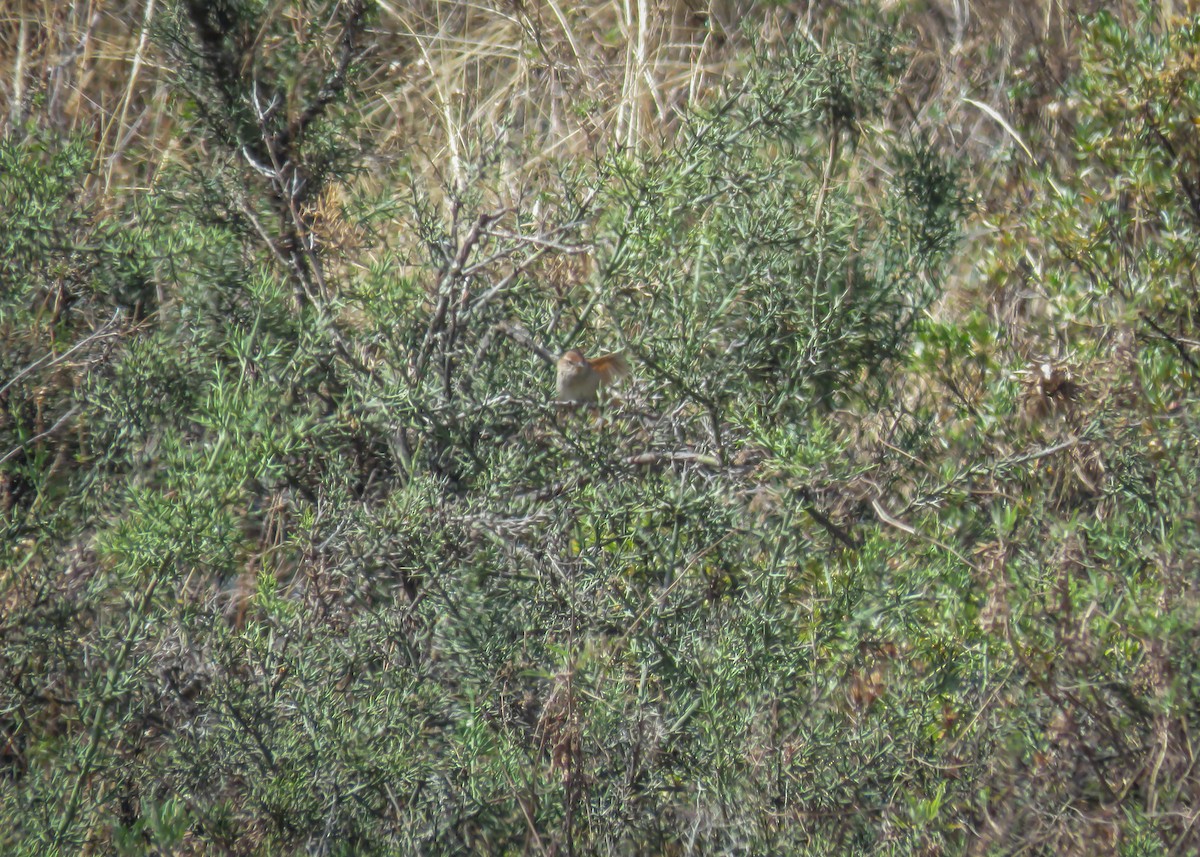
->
[2,1,1200,855]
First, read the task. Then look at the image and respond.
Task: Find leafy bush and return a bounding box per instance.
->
[602,38,962,426]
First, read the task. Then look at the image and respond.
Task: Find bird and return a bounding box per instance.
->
[556,349,630,404]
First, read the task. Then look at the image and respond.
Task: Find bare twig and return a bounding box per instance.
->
[496,322,558,366]
[1,406,80,466]
[0,310,124,400]
[413,209,506,382]
[1140,311,1200,375]
[871,497,980,572]
[624,450,722,468]
[870,498,916,535]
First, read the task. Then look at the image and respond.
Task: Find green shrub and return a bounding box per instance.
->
[601,39,963,429]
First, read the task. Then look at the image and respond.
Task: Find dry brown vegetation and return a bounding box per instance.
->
[0,0,1086,216]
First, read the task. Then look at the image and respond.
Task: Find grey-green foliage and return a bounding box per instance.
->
[601,38,963,425]
[0,129,151,546]
[0,9,975,857]
[0,131,152,317]
[0,127,298,853]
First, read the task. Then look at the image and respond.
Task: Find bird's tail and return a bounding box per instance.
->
[589,353,630,384]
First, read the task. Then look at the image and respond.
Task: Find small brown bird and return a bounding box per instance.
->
[556,349,630,404]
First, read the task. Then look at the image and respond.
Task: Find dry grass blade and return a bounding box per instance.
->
[962,95,1034,162]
